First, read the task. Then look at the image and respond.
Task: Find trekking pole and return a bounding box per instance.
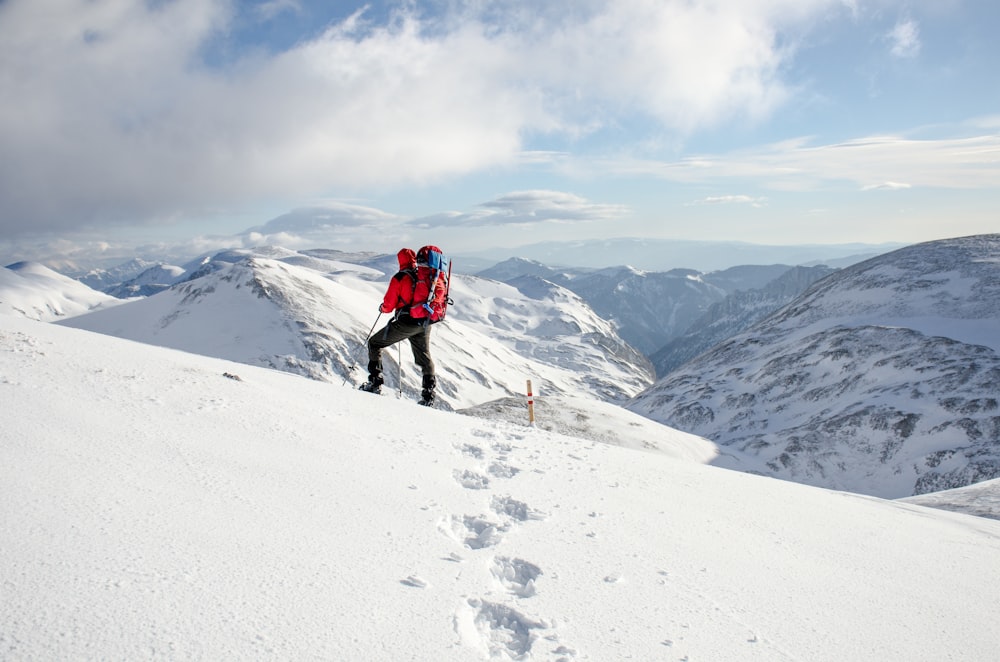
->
[397,342,403,398]
[342,311,382,385]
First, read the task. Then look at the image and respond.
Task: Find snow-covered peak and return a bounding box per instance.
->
[1,261,122,321]
[475,257,559,282]
[629,235,1000,498]
[78,257,155,291]
[60,250,654,408]
[770,234,1000,349]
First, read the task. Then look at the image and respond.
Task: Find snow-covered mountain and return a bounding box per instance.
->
[476,257,572,283]
[479,259,818,357]
[4,314,1000,660]
[461,236,898,271]
[629,235,1000,498]
[59,249,654,409]
[104,262,188,298]
[19,236,1000,503]
[902,477,1000,521]
[0,261,122,321]
[77,252,835,363]
[534,266,728,355]
[78,257,158,291]
[652,265,836,376]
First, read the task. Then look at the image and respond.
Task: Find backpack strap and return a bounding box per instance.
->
[444,258,453,307]
[392,268,417,318]
[420,262,448,323]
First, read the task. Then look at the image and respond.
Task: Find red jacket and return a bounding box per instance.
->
[380,248,417,314]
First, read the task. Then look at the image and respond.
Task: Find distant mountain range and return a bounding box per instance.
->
[55,247,654,409]
[460,237,900,271]
[628,235,1000,498]
[478,258,831,363]
[5,234,999,501]
[650,265,836,375]
[76,248,838,369]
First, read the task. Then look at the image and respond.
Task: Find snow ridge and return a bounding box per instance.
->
[629,235,1000,498]
[58,250,654,408]
[1,261,121,321]
[652,265,836,376]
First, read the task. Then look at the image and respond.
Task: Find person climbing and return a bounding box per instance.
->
[360,246,449,406]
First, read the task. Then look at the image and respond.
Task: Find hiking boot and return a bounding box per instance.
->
[359,380,382,394]
[418,374,436,406]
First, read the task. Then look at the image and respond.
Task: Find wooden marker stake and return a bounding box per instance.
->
[526,379,536,426]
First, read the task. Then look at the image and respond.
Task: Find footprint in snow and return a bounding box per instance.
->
[492,441,514,455]
[491,556,542,598]
[453,469,490,490]
[488,461,520,478]
[455,599,578,661]
[492,495,546,522]
[458,443,485,459]
[438,514,508,550]
[462,515,508,550]
[459,598,548,659]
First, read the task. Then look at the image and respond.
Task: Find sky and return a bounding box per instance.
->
[4,312,1000,659]
[1,0,999,265]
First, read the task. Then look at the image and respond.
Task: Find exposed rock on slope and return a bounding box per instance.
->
[652,265,836,376]
[629,235,1000,498]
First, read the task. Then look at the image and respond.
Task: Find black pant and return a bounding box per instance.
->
[367,317,434,383]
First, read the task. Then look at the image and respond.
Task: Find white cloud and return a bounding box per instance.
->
[238,202,406,249]
[250,203,403,234]
[887,18,921,58]
[413,191,629,227]
[0,191,630,267]
[0,0,846,238]
[862,182,911,191]
[970,115,1000,130]
[689,195,768,207]
[254,0,303,22]
[601,133,1000,191]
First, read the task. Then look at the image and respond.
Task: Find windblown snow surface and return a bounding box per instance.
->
[3,314,1000,661]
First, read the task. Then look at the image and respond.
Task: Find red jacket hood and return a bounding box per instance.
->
[397,248,416,270]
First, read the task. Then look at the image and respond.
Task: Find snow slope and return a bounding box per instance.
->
[459,395,718,463]
[630,235,1000,498]
[3,314,1000,661]
[901,477,1000,521]
[104,263,187,298]
[651,265,836,376]
[0,261,121,321]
